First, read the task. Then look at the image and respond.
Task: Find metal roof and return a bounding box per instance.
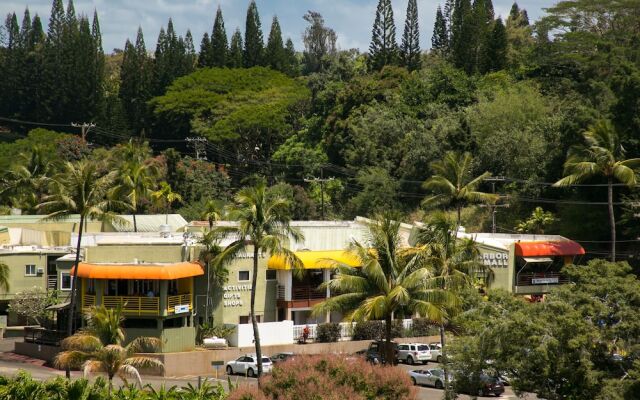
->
[106,214,188,232]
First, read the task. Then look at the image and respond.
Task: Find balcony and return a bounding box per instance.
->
[292,285,326,301]
[516,272,569,286]
[81,293,192,317]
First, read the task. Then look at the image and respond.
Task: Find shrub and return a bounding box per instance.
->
[260,354,417,400]
[316,322,341,343]
[227,385,268,400]
[352,320,403,340]
[409,318,439,337]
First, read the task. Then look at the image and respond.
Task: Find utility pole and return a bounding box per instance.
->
[71,122,95,142]
[304,167,334,220]
[186,137,208,160]
[482,176,509,233]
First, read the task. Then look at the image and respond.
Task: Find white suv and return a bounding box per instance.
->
[226,354,273,377]
[428,343,443,362]
[397,343,431,365]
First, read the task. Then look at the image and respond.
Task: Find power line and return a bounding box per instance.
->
[0,116,73,128]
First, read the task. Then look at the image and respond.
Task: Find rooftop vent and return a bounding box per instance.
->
[159,224,171,238]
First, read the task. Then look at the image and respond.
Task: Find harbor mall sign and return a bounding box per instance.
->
[479,252,509,267]
[222,284,253,307]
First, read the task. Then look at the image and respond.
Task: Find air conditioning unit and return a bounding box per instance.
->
[36,267,44,275]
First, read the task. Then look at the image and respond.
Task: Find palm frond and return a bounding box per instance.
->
[127,337,162,354]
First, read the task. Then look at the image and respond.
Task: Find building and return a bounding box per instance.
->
[457,231,585,296]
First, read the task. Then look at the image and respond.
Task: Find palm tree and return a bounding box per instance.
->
[313,216,459,365]
[414,212,485,396]
[54,306,163,391]
[0,262,9,293]
[214,182,303,378]
[198,229,227,323]
[113,160,158,232]
[423,151,498,228]
[37,161,126,338]
[554,120,640,261]
[0,146,55,213]
[202,199,226,229]
[151,182,183,225]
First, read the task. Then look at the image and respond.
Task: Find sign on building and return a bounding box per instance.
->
[479,252,509,267]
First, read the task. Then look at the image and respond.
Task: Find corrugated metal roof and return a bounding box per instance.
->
[104,214,188,232]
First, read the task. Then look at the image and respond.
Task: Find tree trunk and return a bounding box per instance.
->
[608,178,616,262]
[133,212,137,233]
[66,214,84,379]
[385,313,393,365]
[67,214,84,337]
[456,206,461,229]
[205,261,211,324]
[251,245,263,381]
[440,323,452,399]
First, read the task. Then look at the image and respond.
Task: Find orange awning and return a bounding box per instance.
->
[71,262,204,280]
[515,241,585,257]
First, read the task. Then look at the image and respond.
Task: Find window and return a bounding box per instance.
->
[60,272,72,291]
[266,270,276,280]
[25,264,37,276]
[238,270,250,281]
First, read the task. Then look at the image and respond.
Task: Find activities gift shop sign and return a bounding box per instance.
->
[223,284,253,307]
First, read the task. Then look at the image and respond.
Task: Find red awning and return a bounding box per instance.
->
[515,241,585,257]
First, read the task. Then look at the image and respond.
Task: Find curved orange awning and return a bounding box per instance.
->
[71,262,204,280]
[268,250,361,270]
[515,241,585,257]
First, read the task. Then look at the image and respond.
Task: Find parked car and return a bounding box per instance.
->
[397,343,431,365]
[428,342,443,362]
[366,340,398,365]
[408,368,450,389]
[476,375,505,397]
[270,352,294,363]
[226,354,273,378]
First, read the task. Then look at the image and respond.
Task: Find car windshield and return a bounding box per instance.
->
[417,345,429,351]
[262,357,272,363]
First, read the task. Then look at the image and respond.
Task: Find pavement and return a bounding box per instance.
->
[0,338,536,400]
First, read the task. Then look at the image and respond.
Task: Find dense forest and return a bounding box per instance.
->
[1,0,640,262]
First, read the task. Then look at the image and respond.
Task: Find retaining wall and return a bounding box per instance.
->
[143,335,441,377]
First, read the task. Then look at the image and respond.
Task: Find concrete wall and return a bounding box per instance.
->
[145,335,441,377]
[85,245,185,264]
[14,341,60,364]
[125,326,196,353]
[476,244,512,292]
[227,321,294,347]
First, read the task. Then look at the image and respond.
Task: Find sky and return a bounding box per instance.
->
[1,0,557,53]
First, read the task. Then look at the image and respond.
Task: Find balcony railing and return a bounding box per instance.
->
[167,294,191,314]
[24,326,67,346]
[81,293,193,316]
[516,272,569,286]
[292,285,326,301]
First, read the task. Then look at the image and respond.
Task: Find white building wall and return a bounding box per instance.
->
[227,320,294,347]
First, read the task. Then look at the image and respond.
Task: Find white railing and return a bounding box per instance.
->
[293,319,413,341]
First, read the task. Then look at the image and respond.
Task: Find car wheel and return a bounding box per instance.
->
[422,361,428,365]
[247,368,255,378]
[411,377,417,386]
[407,356,414,365]
[435,380,444,389]
[436,355,442,363]
[226,366,233,375]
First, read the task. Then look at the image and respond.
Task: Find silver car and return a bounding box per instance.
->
[397,343,431,365]
[428,342,443,362]
[408,368,448,389]
[226,354,273,378]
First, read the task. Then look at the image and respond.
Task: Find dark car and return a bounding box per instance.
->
[270,352,294,363]
[366,340,398,365]
[477,375,505,397]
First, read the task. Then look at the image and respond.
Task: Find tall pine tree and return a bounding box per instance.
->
[243,0,263,67]
[368,0,398,71]
[451,0,474,73]
[120,27,152,134]
[183,30,196,73]
[432,5,449,55]
[265,16,285,72]
[91,11,105,122]
[484,17,507,72]
[198,32,213,67]
[283,38,299,77]
[211,6,228,67]
[400,0,421,71]
[228,28,243,68]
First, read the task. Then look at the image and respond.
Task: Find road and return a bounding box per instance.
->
[0,339,536,400]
